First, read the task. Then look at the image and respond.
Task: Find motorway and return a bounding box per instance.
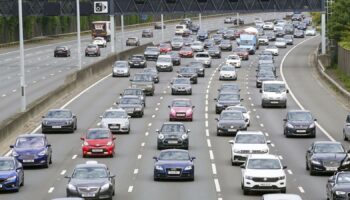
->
[1,12,350,200]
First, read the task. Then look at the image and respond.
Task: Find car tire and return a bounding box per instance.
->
[310,168,315,176]
[281,187,287,193]
[20,175,24,186]
[44,159,49,168]
[344,132,348,141]
[74,122,77,130]
[154,177,160,181]
[243,187,250,195]
[157,146,162,150]
[49,155,52,164]
[306,160,310,170]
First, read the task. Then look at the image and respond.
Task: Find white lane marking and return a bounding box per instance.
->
[133,169,139,174]
[141,142,145,147]
[60,170,67,175]
[72,155,77,159]
[205,100,208,105]
[2,94,6,97]
[48,187,54,193]
[152,115,156,118]
[251,103,254,106]
[209,150,214,160]
[145,132,149,136]
[279,36,336,142]
[260,123,264,127]
[206,94,208,99]
[205,121,208,127]
[205,113,208,119]
[32,80,37,84]
[137,154,142,159]
[278,155,283,160]
[207,85,210,89]
[271,143,275,147]
[248,97,252,101]
[256,115,260,119]
[160,96,163,100]
[155,107,159,111]
[206,129,210,137]
[298,186,305,193]
[211,163,217,175]
[128,186,134,193]
[206,89,209,94]
[148,123,152,127]
[205,106,208,112]
[97,122,101,126]
[214,179,221,192]
[287,169,293,175]
[265,132,269,137]
[253,108,256,112]
[207,139,212,147]
[157,102,161,106]
[163,90,166,94]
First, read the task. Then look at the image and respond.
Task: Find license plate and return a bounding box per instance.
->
[134,64,139,66]
[82,193,95,197]
[176,114,185,117]
[228,129,237,132]
[52,126,61,128]
[92,149,103,152]
[326,167,338,171]
[23,160,34,163]
[270,101,279,104]
[110,126,119,129]
[296,130,306,133]
[168,171,180,175]
[259,183,272,187]
[161,66,166,68]
[168,140,178,144]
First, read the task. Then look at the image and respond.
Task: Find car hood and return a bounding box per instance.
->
[233,143,269,151]
[43,118,71,121]
[101,118,128,124]
[144,51,159,55]
[119,104,142,109]
[173,84,191,88]
[131,81,152,85]
[14,147,46,154]
[217,100,240,105]
[218,119,246,126]
[258,76,276,81]
[70,178,109,187]
[333,183,350,192]
[288,120,313,126]
[312,153,347,161]
[157,61,172,65]
[244,169,285,177]
[85,139,111,146]
[0,171,17,179]
[171,107,192,113]
[155,160,192,168]
[195,57,210,61]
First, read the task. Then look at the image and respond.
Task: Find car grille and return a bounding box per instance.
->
[239,150,265,154]
[294,125,309,129]
[19,155,35,160]
[78,187,99,193]
[0,178,7,183]
[46,121,65,126]
[323,161,340,167]
[252,177,279,182]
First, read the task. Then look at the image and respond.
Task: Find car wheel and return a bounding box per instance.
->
[20,175,24,186]
[49,155,52,164]
[243,187,250,195]
[74,122,77,130]
[310,168,315,175]
[344,132,348,141]
[44,159,49,168]
[281,187,287,193]
[306,160,310,170]
[154,177,160,181]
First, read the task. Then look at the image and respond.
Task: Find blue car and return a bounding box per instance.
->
[153,149,195,181]
[10,134,52,168]
[0,157,24,192]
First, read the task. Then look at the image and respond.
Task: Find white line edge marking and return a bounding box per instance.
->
[211,163,217,175]
[128,186,134,193]
[48,187,54,193]
[298,186,305,193]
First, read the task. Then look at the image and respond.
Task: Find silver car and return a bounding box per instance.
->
[171,78,192,95]
[156,55,173,72]
[194,52,212,67]
[112,61,130,77]
[343,114,350,140]
[99,108,130,134]
[274,38,287,48]
[190,41,204,52]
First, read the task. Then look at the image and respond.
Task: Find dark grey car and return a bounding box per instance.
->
[216,110,247,136]
[144,46,160,61]
[188,61,205,77]
[343,114,350,141]
[117,95,144,117]
[219,40,232,51]
[120,88,146,107]
[208,46,222,59]
[157,122,190,150]
[42,109,77,133]
[143,68,159,83]
[217,83,240,93]
[171,78,192,95]
[128,54,147,68]
[130,73,155,96]
[283,110,317,138]
[177,67,198,84]
[166,51,181,66]
[214,92,243,114]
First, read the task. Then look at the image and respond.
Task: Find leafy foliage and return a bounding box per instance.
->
[327,0,350,42]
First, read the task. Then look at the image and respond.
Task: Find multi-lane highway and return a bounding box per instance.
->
[1,12,349,200]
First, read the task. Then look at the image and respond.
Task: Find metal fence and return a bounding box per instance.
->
[338,45,350,77]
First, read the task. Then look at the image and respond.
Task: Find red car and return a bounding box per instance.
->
[168,98,195,121]
[159,43,172,53]
[81,128,116,158]
[179,47,194,58]
[232,47,249,60]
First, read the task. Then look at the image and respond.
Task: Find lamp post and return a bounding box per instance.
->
[18,0,26,112]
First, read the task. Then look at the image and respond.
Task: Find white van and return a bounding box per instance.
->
[175,24,187,35]
[260,81,289,108]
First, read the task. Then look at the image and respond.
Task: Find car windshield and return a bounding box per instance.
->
[221,40,231,44]
[159,44,170,48]
[94,38,104,41]
[212,34,222,39]
[123,89,142,96]
[161,124,186,132]
[174,78,190,84]
[158,151,189,160]
[181,47,192,51]
[172,38,183,42]
[192,42,202,46]
[235,134,265,144]
[259,56,273,60]
[143,68,156,73]
[221,66,235,71]
[247,159,281,169]
[120,98,141,104]
[196,53,209,58]
[337,173,350,184]
[219,93,240,100]
[128,38,137,42]
[132,74,153,82]
[276,38,285,42]
[228,55,239,60]
[284,35,293,39]
[0,160,15,171]
[46,110,72,118]
[87,129,110,139]
[114,62,128,68]
[87,45,96,48]
[220,111,243,120]
[208,47,219,51]
[266,45,277,49]
[72,167,108,179]
[146,47,159,52]
[131,55,144,60]
[172,100,191,107]
[314,143,345,153]
[157,57,171,62]
[103,111,127,118]
[263,83,286,93]
[15,136,45,148]
[180,68,196,73]
[167,52,178,57]
[288,112,312,121]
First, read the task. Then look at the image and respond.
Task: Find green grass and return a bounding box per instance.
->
[339,41,350,51]
[332,66,350,91]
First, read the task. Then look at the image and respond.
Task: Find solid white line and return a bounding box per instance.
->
[211,163,217,175]
[298,186,305,193]
[137,154,142,159]
[279,36,336,142]
[214,179,221,192]
[133,169,139,174]
[145,132,149,136]
[141,142,145,147]
[128,186,133,193]
[72,155,77,159]
[287,169,293,175]
[209,150,214,160]
[207,139,212,147]
[48,187,54,193]
[148,123,152,127]
[60,170,67,175]
[206,129,210,137]
[271,143,275,147]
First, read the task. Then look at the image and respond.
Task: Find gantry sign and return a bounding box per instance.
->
[0,0,324,16]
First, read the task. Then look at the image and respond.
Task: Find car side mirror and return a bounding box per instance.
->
[42,116,45,118]
[266,140,271,144]
[112,136,116,140]
[9,145,14,148]
[240,98,244,101]
[129,78,133,81]
[156,129,160,133]
[153,156,158,161]
[73,115,76,118]
[215,118,219,121]
[328,176,335,183]
[187,129,191,133]
[228,140,234,144]
[240,164,245,169]
[46,144,51,147]
[283,119,287,122]
[214,98,217,101]
[80,137,84,140]
[128,115,131,118]
[191,156,196,160]
[109,175,116,178]
[283,165,287,169]
[347,150,350,153]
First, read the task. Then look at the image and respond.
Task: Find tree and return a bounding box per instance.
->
[327,0,350,42]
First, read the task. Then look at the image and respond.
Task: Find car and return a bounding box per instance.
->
[187,61,205,77]
[99,108,130,134]
[168,99,194,121]
[218,83,240,93]
[306,141,349,175]
[305,27,316,36]
[256,70,277,88]
[214,92,243,114]
[179,46,194,58]
[274,24,284,32]
[166,51,181,66]
[261,194,302,200]
[194,52,211,67]
[142,29,153,38]
[212,34,223,44]
[233,18,244,25]
[120,88,146,106]
[171,78,192,95]
[275,29,285,37]
[116,95,145,117]
[217,27,228,35]
[65,161,115,198]
[52,198,84,200]
[224,17,234,24]
[216,110,247,136]
[156,122,190,150]
[225,54,242,68]
[343,113,350,140]
[241,154,287,195]
[159,43,172,54]
[260,80,288,107]
[265,45,279,56]
[258,36,269,45]
[189,24,200,33]
[10,134,52,168]
[41,109,77,133]
[171,36,184,50]
[128,54,147,68]
[197,29,209,41]
[258,63,277,76]
[143,67,159,83]
[297,22,307,30]
[126,37,140,46]
[182,29,192,37]
[183,37,194,46]
[54,46,71,57]
[283,110,317,138]
[92,37,107,48]
[263,22,274,30]
[130,73,155,96]
[294,29,305,38]
[81,128,116,157]
[144,46,160,61]
[177,67,198,84]
[326,171,350,200]
[265,31,276,41]
[154,22,166,29]
[112,60,130,77]
[219,64,237,81]
[223,29,236,40]
[0,157,24,192]
[258,55,274,65]
[207,46,222,59]
[203,38,215,49]
[226,105,250,126]
[190,41,204,52]
[156,55,173,72]
[255,21,264,28]
[219,39,232,51]
[175,24,187,35]
[229,131,270,165]
[153,149,195,181]
[283,35,294,45]
[232,47,249,60]
[284,24,295,35]
[85,44,100,57]
[275,38,287,48]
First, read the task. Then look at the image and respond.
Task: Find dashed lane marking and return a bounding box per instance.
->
[72,155,77,159]
[60,170,66,175]
[137,154,142,159]
[141,142,145,147]
[214,179,221,192]
[206,129,210,137]
[209,150,214,160]
[212,163,217,175]
[298,186,305,193]
[133,169,139,174]
[145,132,149,136]
[128,186,133,193]
[48,187,54,193]
[207,139,212,147]
[287,170,293,175]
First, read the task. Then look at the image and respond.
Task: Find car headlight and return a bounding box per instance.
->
[342,160,350,166]
[335,191,346,196]
[262,149,269,153]
[100,183,110,192]
[135,107,142,111]
[38,149,48,156]
[107,141,113,146]
[217,123,224,128]
[181,134,188,140]
[155,165,163,171]
[278,176,286,180]
[43,120,49,125]
[67,183,76,191]
[184,166,192,170]
[12,150,19,157]
[66,120,73,125]
[216,103,223,107]
[311,159,321,165]
[309,123,315,129]
[245,175,253,180]
[233,149,241,153]
[83,141,89,146]
[158,134,164,140]
[6,175,17,182]
[287,123,294,129]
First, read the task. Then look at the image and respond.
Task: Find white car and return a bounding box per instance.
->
[273,25,284,32]
[194,52,211,67]
[305,27,316,36]
[190,41,204,52]
[263,22,274,30]
[99,108,130,134]
[156,55,173,72]
[112,60,130,77]
[225,54,241,68]
[219,65,237,80]
[265,45,279,56]
[93,37,107,48]
[175,24,187,35]
[229,131,270,165]
[255,21,264,28]
[274,38,287,48]
[226,105,250,126]
[241,154,287,195]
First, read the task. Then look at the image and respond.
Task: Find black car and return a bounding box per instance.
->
[65,161,115,199]
[177,67,198,84]
[256,71,277,88]
[171,78,192,95]
[219,40,232,51]
[294,29,305,38]
[41,109,77,133]
[283,110,316,138]
[208,46,222,59]
[143,68,159,83]
[120,88,146,107]
[187,61,205,77]
[154,22,166,29]
[216,110,247,136]
[156,122,190,150]
[214,92,243,114]
[203,39,215,49]
[142,29,153,38]
[306,141,348,175]
[54,46,71,57]
[327,171,350,200]
[117,95,144,117]
[143,46,160,61]
[212,34,223,44]
[223,30,236,40]
[189,24,200,33]
[197,30,209,41]
[217,83,240,93]
[265,31,276,41]
[128,54,147,68]
[166,51,181,66]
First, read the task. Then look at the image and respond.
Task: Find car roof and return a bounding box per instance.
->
[104,108,126,112]
[236,131,264,136]
[18,133,45,138]
[221,110,242,114]
[313,141,342,145]
[162,122,185,125]
[75,162,107,169]
[249,154,279,159]
[262,194,302,200]
[172,98,191,101]
[121,95,140,99]
[263,80,285,85]
[160,149,189,153]
[87,128,110,132]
